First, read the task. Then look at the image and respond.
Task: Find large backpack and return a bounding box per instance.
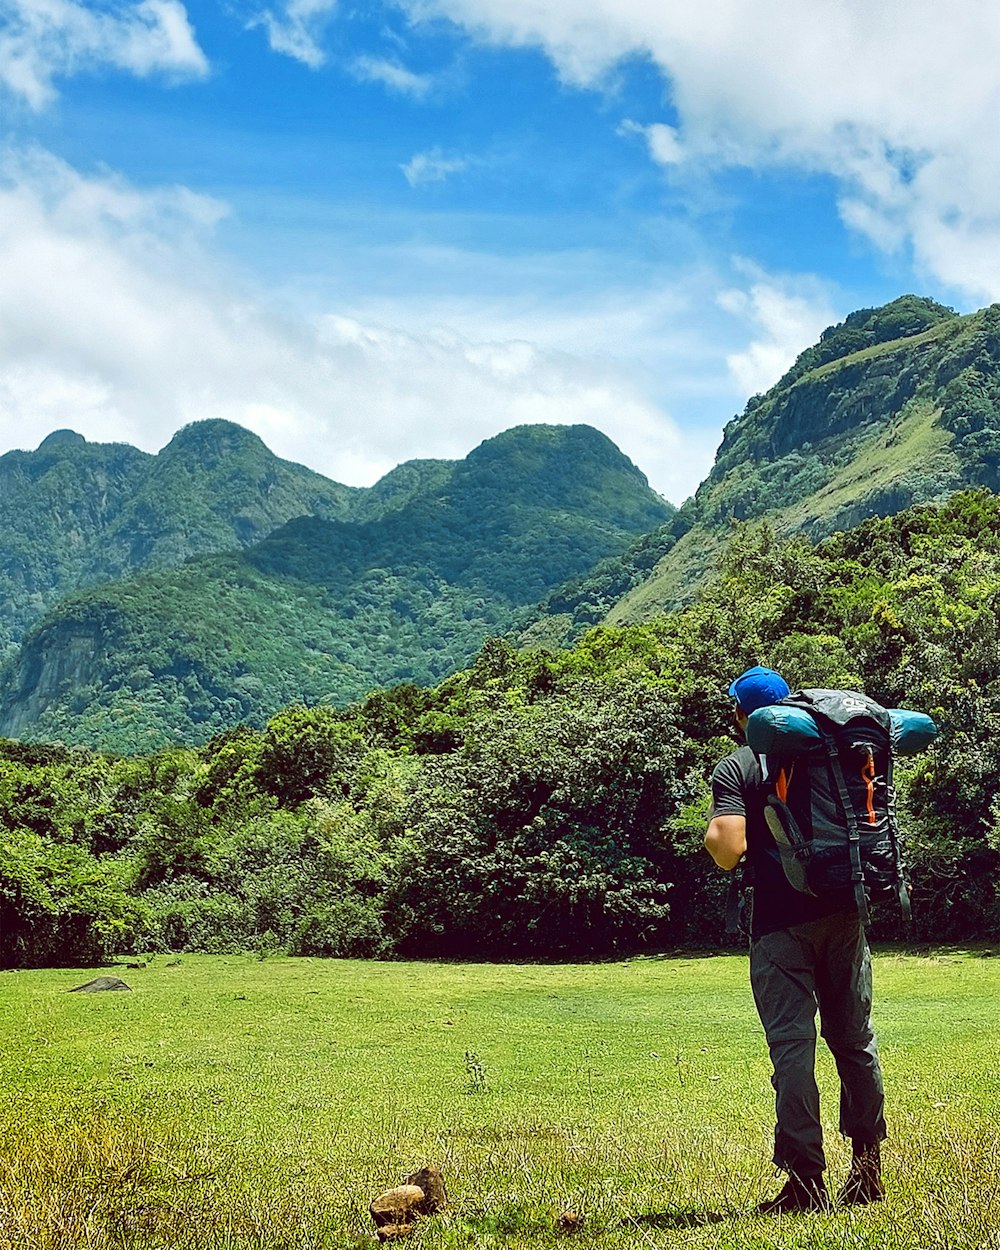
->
[743,688,936,926]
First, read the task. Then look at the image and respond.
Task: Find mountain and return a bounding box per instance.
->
[0,423,672,751]
[527,294,1000,640]
[8,292,994,750]
[0,420,359,663]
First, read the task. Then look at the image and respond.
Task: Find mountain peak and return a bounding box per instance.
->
[161,419,270,463]
[453,423,668,535]
[777,294,958,390]
[37,429,86,452]
[467,423,646,481]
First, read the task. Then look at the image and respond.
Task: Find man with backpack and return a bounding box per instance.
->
[704,666,887,1214]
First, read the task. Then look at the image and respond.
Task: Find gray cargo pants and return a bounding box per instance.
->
[749,910,886,1177]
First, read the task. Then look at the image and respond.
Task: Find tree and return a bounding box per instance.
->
[255,705,364,807]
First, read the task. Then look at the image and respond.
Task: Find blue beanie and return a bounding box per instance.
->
[728,665,790,714]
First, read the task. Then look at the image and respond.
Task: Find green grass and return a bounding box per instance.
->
[777,398,958,533]
[1,951,998,1248]
[607,525,727,618]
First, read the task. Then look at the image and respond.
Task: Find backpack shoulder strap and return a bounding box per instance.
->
[814,718,871,925]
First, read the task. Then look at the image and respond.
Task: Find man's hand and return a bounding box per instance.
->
[704,814,747,870]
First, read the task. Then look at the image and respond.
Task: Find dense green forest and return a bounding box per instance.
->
[0,424,671,751]
[4,490,998,968]
[12,295,1000,750]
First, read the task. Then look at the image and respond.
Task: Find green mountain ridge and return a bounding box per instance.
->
[0,419,359,662]
[0,423,672,751]
[530,295,1000,638]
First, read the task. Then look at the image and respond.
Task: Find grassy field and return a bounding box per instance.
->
[1,950,998,1249]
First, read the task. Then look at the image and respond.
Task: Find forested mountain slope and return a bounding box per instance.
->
[0,424,671,751]
[6,490,999,966]
[0,421,360,663]
[526,295,1000,642]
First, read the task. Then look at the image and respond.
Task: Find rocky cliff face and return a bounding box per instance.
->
[0,621,110,738]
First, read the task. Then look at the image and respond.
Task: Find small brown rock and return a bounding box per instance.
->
[376,1224,414,1242]
[557,1211,583,1233]
[370,1186,425,1228]
[404,1166,448,1213]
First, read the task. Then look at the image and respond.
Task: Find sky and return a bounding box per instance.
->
[2,1,1000,503]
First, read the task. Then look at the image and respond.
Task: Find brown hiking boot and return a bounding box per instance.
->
[837,1141,884,1206]
[756,1174,830,1215]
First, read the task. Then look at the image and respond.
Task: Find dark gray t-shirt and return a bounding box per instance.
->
[710,745,855,937]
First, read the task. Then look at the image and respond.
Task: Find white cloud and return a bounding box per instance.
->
[313,312,692,490]
[352,53,433,95]
[394,0,1000,302]
[717,266,837,397]
[619,119,684,166]
[0,146,728,502]
[399,0,643,86]
[0,0,208,109]
[401,147,468,186]
[252,0,337,68]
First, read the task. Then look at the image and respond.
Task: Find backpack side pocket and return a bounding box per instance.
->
[763,795,816,896]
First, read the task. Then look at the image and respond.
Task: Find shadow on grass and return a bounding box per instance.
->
[626,1209,731,1230]
[873,941,1000,959]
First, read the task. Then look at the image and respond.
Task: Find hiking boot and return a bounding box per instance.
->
[837,1141,884,1206]
[756,1174,830,1215]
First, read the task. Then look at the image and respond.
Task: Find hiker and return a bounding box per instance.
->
[704,666,886,1214]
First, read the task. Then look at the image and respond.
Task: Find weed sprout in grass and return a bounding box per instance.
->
[464,1050,488,1094]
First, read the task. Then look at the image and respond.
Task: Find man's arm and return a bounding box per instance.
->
[704,813,747,870]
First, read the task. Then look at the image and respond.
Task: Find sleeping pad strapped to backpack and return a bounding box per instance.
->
[744,689,937,925]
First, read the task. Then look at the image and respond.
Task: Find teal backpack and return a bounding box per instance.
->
[742,689,937,926]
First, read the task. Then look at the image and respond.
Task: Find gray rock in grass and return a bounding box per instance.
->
[69,976,132,993]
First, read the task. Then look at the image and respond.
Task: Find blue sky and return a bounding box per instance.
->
[2,0,1000,502]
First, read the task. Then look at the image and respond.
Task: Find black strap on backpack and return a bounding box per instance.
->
[724,862,753,938]
[819,726,871,926]
[810,707,912,926]
[762,766,815,897]
[885,751,912,923]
